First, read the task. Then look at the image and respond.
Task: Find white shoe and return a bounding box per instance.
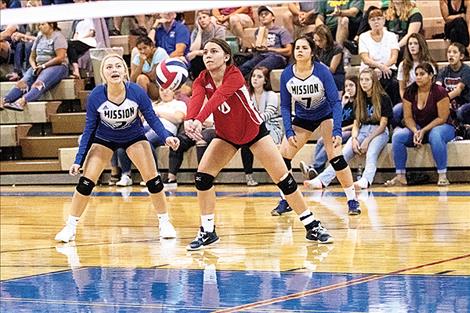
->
[55,225,76,243]
[159,221,176,239]
[116,174,133,186]
[303,177,324,189]
[139,180,146,186]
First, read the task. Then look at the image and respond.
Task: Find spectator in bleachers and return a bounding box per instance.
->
[241,66,282,186]
[41,0,72,4]
[130,36,168,101]
[1,22,68,111]
[436,42,470,126]
[212,7,253,47]
[313,24,345,92]
[165,115,216,188]
[68,5,97,78]
[239,6,292,77]
[359,8,400,105]
[385,0,423,49]
[439,0,470,54]
[110,15,148,37]
[6,0,20,8]
[0,0,18,67]
[393,33,437,126]
[282,2,319,37]
[115,87,187,186]
[306,68,392,189]
[149,12,190,58]
[188,10,225,80]
[386,62,455,186]
[300,75,357,179]
[315,0,364,47]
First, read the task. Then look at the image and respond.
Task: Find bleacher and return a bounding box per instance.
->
[1,1,469,185]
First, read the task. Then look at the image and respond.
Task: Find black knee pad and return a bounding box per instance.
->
[76,176,95,196]
[330,155,348,171]
[277,173,297,195]
[146,175,164,193]
[195,172,214,191]
[283,157,292,171]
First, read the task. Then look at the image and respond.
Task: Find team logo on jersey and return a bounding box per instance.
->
[98,100,139,129]
[218,101,231,114]
[288,76,325,110]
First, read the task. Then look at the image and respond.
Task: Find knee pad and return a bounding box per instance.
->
[76,176,95,196]
[283,157,292,171]
[277,173,297,195]
[195,172,214,191]
[330,155,348,171]
[146,175,164,193]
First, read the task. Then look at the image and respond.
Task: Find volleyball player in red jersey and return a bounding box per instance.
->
[184,38,333,250]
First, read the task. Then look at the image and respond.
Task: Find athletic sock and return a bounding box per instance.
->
[201,214,215,232]
[344,185,356,201]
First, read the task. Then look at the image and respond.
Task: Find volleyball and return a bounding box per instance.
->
[156,58,189,91]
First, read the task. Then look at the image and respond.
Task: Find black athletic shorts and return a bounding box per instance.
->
[219,122,270,150]
[93,135,148,151]
[292,113,333,132]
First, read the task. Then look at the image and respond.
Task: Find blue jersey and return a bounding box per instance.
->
[74,82,169,165]
[280,61,342,138]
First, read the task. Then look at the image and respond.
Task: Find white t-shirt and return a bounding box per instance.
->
[359,29,399,72]
[73,19,96,47]
[152,99,187,135]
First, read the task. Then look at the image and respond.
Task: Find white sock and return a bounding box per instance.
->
[67,215,79,228]
[158,213,170,224]
[299,210,315,226]
[201,214,215,232]
[344,185,356,201]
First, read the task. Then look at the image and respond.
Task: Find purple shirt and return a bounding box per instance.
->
[404,83,449,128]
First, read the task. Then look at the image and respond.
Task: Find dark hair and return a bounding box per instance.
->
[46,22,61,31]
[248,66,272,95]
[314,24,334,49]
[449,42,466,55]
[293,35,317,63]
[204,38,232,65]
[344,74,359,97]
[368,8,384,20]
[405,62,435,96]
[136,36,155,47]
[415,62,435,76]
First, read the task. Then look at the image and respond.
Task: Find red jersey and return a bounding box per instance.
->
[187,65,263,145]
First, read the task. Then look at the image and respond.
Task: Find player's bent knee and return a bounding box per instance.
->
[277,173,297,195]
[146,175,164,193]
[330,155,348,171]
[195,172,214,191]
[76,176,95,196]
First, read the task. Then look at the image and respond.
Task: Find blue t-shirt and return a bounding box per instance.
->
[280,61,341,138]
[131,47,169,73]
[74,82,169,165]
[154,21,190,56]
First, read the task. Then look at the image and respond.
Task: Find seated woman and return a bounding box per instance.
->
[241,66,283,186]
[300,75,357,179]
[313,24,345,93]
[68,13,97,78]
[439,0,469,54]
[305,68,392,190]
[386,62,456,187]
[385,0,423,49]
[130,36,169,101]
[187,10,225,80]
[358,8,400,106]
[394,33,437,127]
[1,22,68,111]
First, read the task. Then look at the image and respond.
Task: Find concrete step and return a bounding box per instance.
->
[20,135,80,158]
[0,124,32,147]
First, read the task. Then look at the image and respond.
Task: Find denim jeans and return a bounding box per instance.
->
[456,103,470,124]
[318,125,389,186]
[239,52,287,76]
[3,64,68,103]
[311,131,352,172]
[13,41,33,75]
[391,124,455,174]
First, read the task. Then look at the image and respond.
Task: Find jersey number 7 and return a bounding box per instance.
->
[301,97,312,109]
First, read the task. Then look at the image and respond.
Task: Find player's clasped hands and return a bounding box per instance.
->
[165,136,180,151]
[332,135,342,149]
[287,135,298,148]
[184,119,204,141]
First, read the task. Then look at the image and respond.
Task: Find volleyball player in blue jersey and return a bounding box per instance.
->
[55,54,180,243]
[272,36,361,216]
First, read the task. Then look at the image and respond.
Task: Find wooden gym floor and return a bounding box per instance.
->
[1,183,469,312]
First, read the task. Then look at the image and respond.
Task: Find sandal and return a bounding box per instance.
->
[384,176,407,187]
[437,178,450,186]
[3,101,24,112]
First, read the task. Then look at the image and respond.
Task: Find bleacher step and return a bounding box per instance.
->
[50,113,86,134]
[20,135,80,158]
[0,101,61,124]
[0,159,61,173]
[0,124,32,147]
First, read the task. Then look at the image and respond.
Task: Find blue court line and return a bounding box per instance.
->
[1,190,470,198]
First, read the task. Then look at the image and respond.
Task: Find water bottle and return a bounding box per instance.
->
[356,164,363,181]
